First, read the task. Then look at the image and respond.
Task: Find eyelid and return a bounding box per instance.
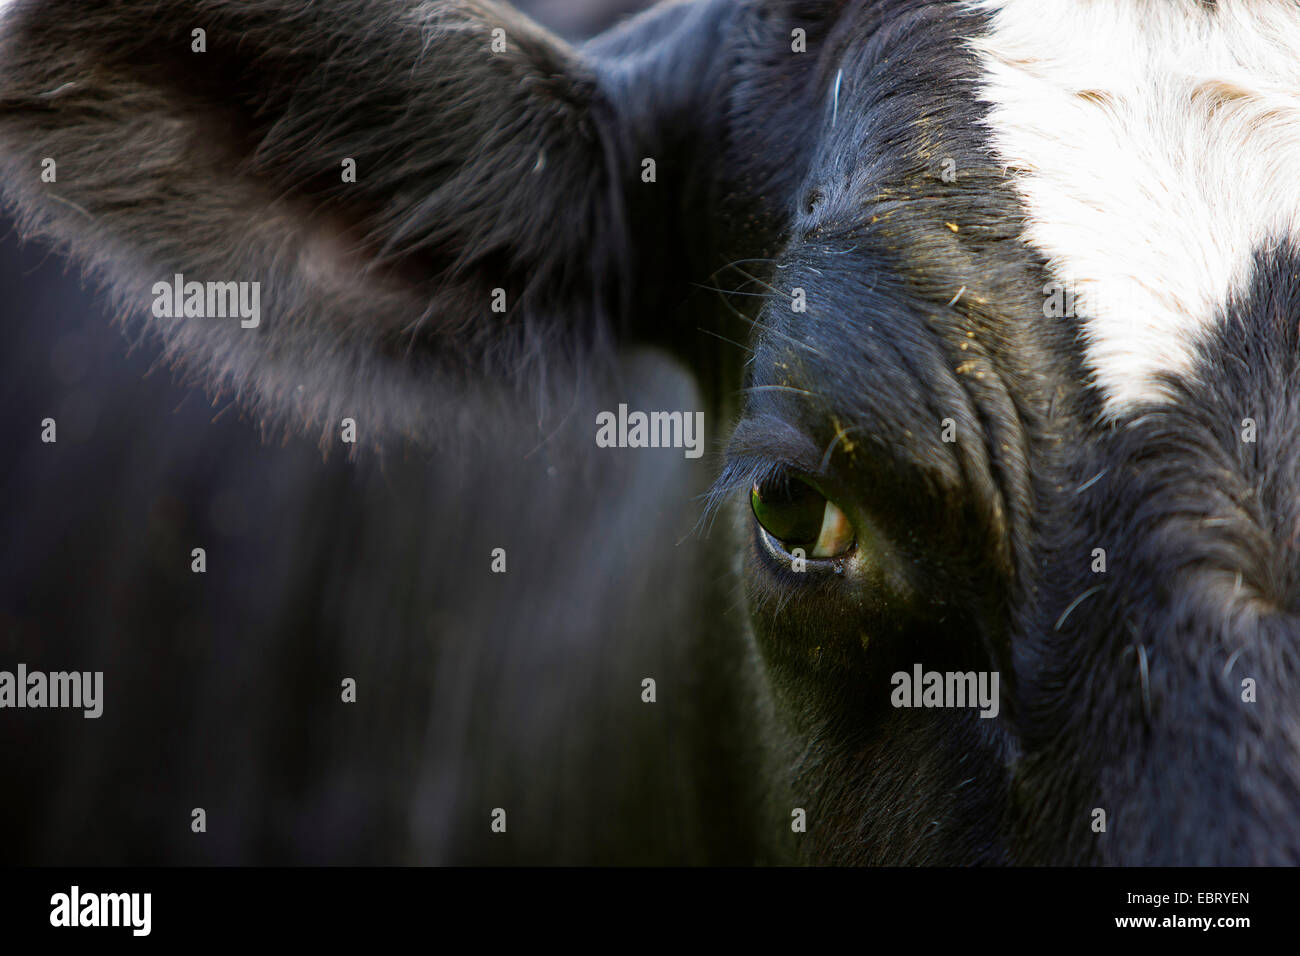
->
[754,509,855,576]
[706,417,841,520]
[725,416,826,475]
[757,519,833,566]
[710,458,835,537]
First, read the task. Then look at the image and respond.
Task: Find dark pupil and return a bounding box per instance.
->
[751,478,825,548]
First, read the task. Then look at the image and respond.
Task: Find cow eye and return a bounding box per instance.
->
[750,477,856,559]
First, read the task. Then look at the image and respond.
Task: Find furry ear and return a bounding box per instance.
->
[0,0,631,446]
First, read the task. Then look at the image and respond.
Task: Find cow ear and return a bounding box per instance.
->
[0,0,639,447]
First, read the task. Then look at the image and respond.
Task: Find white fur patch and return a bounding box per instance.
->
[967,0,1300,413]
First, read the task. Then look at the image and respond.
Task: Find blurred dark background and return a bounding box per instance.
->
[0,0,770,865]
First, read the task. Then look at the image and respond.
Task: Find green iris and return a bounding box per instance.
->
[750,477,827,549]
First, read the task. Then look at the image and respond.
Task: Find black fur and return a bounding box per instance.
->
[0,0,1296,864]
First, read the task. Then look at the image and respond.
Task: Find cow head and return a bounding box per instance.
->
[2,0,1298,864]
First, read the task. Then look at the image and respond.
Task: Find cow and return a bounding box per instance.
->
[0,0,1298,866]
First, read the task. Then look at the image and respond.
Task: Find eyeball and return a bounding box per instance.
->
[750,476,855,559]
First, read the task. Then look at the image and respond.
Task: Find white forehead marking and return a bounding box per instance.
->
[967,0,1300,413]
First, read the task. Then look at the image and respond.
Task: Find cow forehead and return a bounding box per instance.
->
[967,0,1300,414]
